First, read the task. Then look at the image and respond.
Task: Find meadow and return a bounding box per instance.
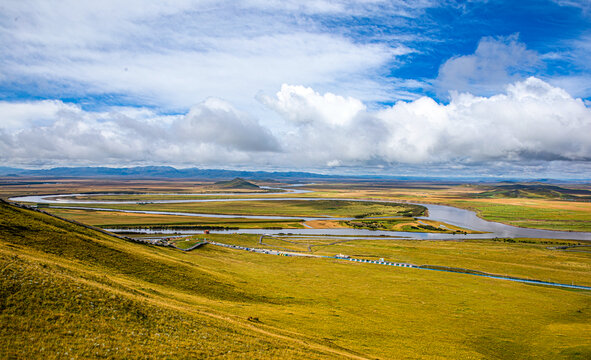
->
[41,207,478,234]
[342,217,479,234]
[197,233,590,287]
[448,199,591,231]
[40,199,425,219]
[298,182,591,232]
[4,177,591,231]
[1,201,590,359]
[43,207,306,229]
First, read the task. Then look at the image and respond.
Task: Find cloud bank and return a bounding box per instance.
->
[261,77,591,168]
[1,78,590,175]
[0,98,279,166]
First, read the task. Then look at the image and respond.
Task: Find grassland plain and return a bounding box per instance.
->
[447,199,591,231]
[300,183,591,232]
[41,199,425,218]
[41,207,475,234]
[42,207,305,229]
[5,177,590,231]
[41,188,591,232]
[0,178,277,199]
[201,234,591,287]
[1,202,591,359]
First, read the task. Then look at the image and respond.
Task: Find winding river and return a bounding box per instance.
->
[10,186,591,241]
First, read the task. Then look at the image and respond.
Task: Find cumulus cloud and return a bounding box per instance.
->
[435,35,542,97]
[259,84,388,165]
[0,100,82,130]
[2,78,590,174]
[0,99,279,166]
[381,77,590,163]
[174,98,279,152]
[258,84,366,126]
[262,77,591,166]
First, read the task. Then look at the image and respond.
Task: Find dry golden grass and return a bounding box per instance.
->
[304,220,348,228]
[1,202,591,359]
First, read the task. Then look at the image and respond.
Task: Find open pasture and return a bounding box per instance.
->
[43,207,305,229]
[6,177,591,232]
[39,199,425,219]
[302,182,591,232]
[2,202,590,359]
[201,233,591,287]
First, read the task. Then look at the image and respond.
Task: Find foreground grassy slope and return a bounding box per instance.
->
[0,203,347,359]
[1,201,591,359]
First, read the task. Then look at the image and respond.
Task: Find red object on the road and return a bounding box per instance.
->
[204,230,210,234]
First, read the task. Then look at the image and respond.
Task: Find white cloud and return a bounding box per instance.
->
[0,0,416,111]
[552,0,591,13]
[174,98,279,152]
[385,77,590,163]
[259,84,366,126]
[262,77,591,166]
[543,34,591,98]
[1,78,590,174]
[435,35,542,97]
[0,100,82,130]
[0,98,279,166]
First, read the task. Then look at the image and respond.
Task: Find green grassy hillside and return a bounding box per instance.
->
[1,201,590,359]
[213,178,260,190]
[0,202,347,359]
[473,184,591,200]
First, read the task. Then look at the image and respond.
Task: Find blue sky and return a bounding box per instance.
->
[1,0,590,178]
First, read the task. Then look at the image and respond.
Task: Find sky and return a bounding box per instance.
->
[1,0,591,178]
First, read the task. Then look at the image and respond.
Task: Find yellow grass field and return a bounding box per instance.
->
[4,178,591,231]
[1,201,590,359]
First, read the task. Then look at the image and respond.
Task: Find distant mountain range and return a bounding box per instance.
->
[0,166,589,183]
[0,166,335,180]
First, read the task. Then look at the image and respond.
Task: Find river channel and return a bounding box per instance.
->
[10,187,591,241]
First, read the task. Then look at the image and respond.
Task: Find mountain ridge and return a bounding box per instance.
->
[0,166,332,180]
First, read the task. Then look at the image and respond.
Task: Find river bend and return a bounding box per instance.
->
[10,188,591,241]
